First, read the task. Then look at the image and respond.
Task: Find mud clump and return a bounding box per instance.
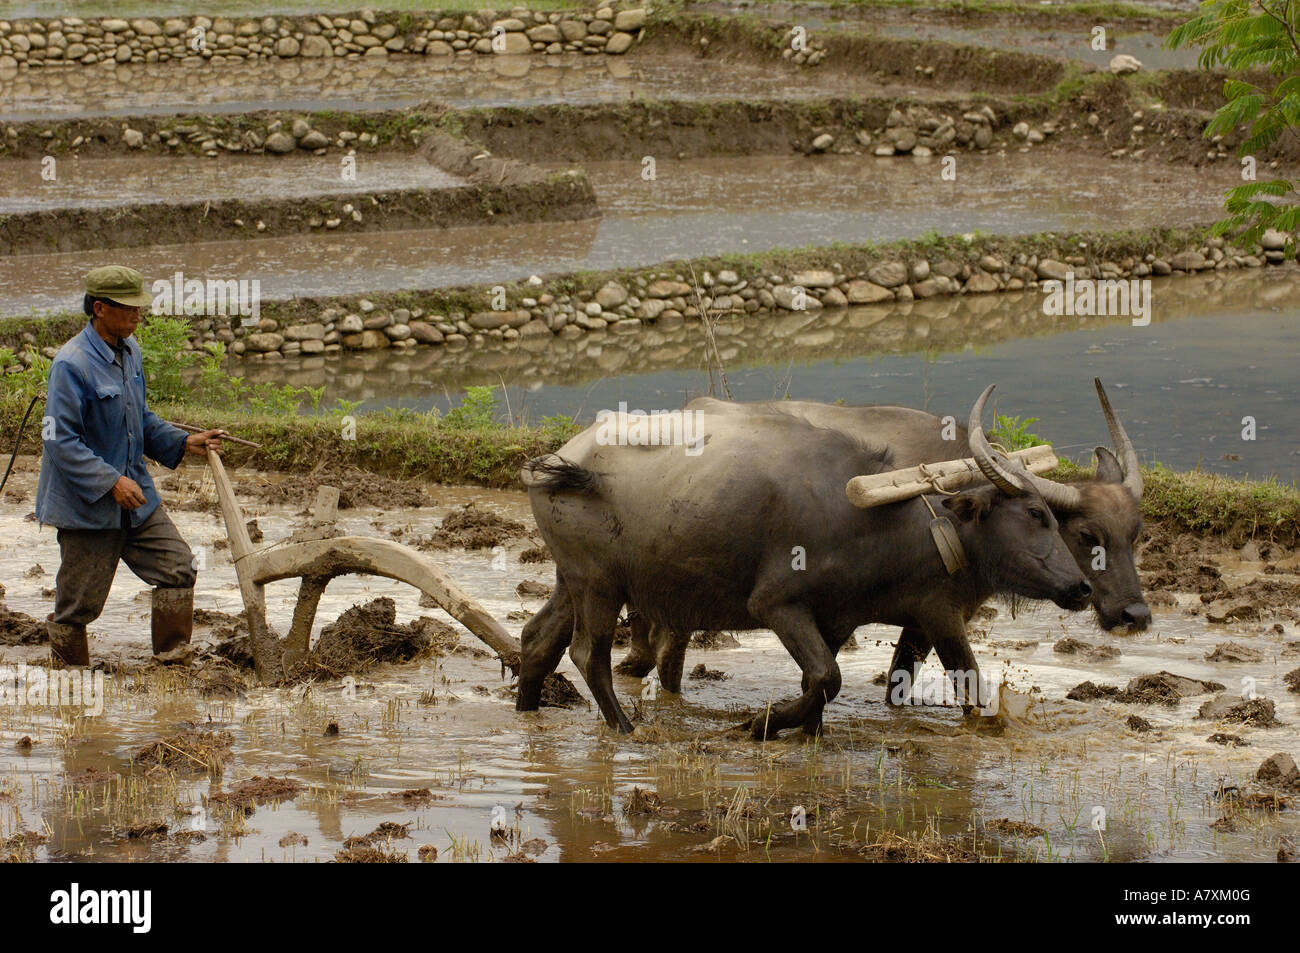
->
[1124,672,1225,705]
[984,818,1045,838]
[126,821,169,840]
[1204,604,1261,624]
[209,775,304,813]
[334,844,408,863]
[1197,695,1279,727]
[186,661,251,699]
[1066,681,1121,702]
[2,830,48,861]
[1067,671,1224,706]
[1206,641,1266,662]
[688,663,729,681]
[519,545,551,564]
[344,821,412,849]
[251,465,430,511]
[309,597,448,675]
[515,579,553,599]
[198,608,259,669]
[0,600,45,645]
[857,829,982,862]
[691,630,741,648]
[1256,753,1300,791]
[1208,733,1249,747]
[195,607,246,635]
[421,503,529,550]
[133,730,234,774]
[538,672,588,709]
[1285,667,1300,694]
[1199,578,1300,623]
[623,787,664,816]
[1054,637,1121,660]
[1126,714,1153,733]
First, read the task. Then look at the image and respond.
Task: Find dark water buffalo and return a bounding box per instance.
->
[517,388,1091,736]
[620,378,1148,694]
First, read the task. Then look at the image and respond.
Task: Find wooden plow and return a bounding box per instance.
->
[205,449,522,684]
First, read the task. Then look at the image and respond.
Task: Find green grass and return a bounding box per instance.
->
[4,382,1296,541]
[1053,460,1300,548]
[0,388,579,489]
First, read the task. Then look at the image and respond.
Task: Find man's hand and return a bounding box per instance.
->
[111,475,147,510]
[184,429,228,457]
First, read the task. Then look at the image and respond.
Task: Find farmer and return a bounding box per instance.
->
[34,265,227,666]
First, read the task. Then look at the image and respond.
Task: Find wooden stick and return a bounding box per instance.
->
[846,445,1059,509]
[166,420,262,449]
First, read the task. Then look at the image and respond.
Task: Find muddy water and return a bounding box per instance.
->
[0,152,1244,314]
[232,267,1300,484]
[863,21,1198,72]
[694,0,1202,41]
[0,154,466,212]
[695,1,1201,71]
[0,51,922,122]
[0,465,1295,863]
[562,152,1240,252]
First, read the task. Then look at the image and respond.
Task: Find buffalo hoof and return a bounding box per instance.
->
[515,683,542,712]
[613,652,655,678]
[749,713,780,741]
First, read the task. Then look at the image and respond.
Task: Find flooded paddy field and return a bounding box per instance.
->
[0,154,466,212]
[0,151,1243,314]
[692,1,1201,70]
[0,49,930,122]
[234,267,1300,483]
[0,461,1296,863]
[3,0,1297,880]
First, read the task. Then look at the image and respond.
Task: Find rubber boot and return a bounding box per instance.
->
[151,587,194,656]
[46,613,90,667]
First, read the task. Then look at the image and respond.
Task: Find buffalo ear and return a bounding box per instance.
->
[943,491,990,523]
[1094,446,1124,484]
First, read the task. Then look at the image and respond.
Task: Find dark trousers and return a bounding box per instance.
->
[53,506,196,627]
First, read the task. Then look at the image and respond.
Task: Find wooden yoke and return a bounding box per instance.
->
[846,445,1059,509]
[206,449,522,684]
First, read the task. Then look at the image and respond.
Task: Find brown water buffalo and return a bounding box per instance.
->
[517,387,1091,736]
[619,378,1148,695]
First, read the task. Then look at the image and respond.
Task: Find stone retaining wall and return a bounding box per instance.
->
[0,6,649,71]
[7,227,1294,366]
[213,231,1300,361]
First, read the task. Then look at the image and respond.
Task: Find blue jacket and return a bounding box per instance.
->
[35,323,188,530]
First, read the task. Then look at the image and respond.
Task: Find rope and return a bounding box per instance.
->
[915,462,959,496]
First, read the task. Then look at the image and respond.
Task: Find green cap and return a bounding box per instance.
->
[84,265,153,308]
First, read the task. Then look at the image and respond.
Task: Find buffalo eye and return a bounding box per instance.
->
[1028,506,1045,523]
[1080,530,1101,547]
